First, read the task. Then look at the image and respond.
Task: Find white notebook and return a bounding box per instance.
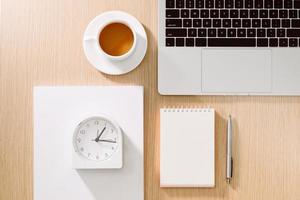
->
[160,108,215,187]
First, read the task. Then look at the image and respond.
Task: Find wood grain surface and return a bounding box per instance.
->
[1,0,300,199]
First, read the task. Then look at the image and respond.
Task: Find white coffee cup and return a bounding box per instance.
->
[84,20,137,61]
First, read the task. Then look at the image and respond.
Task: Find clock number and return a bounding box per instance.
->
[77,138,81,143]
[95,121,99,125]
[80,130,85,134]
[80,147,84,152]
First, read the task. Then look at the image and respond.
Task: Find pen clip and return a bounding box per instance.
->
[230,158,233,178]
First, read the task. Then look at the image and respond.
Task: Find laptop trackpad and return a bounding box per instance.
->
[202,49,272,93]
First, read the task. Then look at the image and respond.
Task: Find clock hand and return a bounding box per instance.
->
[94,126,106,142]
[98,139,116,143]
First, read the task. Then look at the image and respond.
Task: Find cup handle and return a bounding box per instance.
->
[83,37,97,42]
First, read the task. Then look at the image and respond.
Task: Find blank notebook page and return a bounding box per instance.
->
[160,108,215,187]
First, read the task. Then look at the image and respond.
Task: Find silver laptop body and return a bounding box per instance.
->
[158,0,300,95]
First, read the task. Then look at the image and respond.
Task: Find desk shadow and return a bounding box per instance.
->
[161,112,230,199]
[76,132,143,200]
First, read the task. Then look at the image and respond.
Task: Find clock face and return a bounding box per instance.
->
[73,116,120,161]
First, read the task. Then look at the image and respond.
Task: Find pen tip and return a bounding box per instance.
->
[226,179,230,184]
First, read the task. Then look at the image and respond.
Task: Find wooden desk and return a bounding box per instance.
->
[1,0,300,199]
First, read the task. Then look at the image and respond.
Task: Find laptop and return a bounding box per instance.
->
[158,0,300,95]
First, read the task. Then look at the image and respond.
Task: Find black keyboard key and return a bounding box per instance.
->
[289,38,298,47]
[282,19,291,28]
[186,0,195,8]
[186,38,194,46]
[176,0,184,8]
[196,0,205,8]
[269,38,278,46]
[228,29,236,37]
[233,19,241,27]
[252,19,261,27]
[279,38,288,47]
[211,10,220,18]
[284,0,293,8]
[166,9,180,18]
[191,10,200,18]
[225,0,234,8]
[206,0,214,8]
[208,38,256,47]
[203,19,212,27]
[166,0,175,8]
[259,10,268,18]
[242,19,251,27]
[181,9,189,18]
[274,0,283,8]
[292,20,300,27]
[237,29,246,37]
[188,28,197,37]
[166,19,182,27]
[213,19,222,27]
[245,0,254,8]
[166,38,175,46]
[272,19,280,27]
[198,29,207,37]
[287,29,300,37]
[220,10,229,18]
[257,38,268,46]
[277,29,286,37]
[196,38,207,46]
[265,0,273,8]
[208,29,217,37]
[255,0,264,8]
[279,10,288,18]
[223,19,231,27]
[289,10,298,18]
[216,0,224,8]
[193,19,202,27]
[262,19,271,27]
[295,0,300,8]
[176,38,184,46]
[235,0,244,8]
[250,10,259,18]
[166,28,187,37]
[230,10,239,18]
[257,29,266,37]
[183,19,192,27]
[269,10,278,18]
[267,29,276,37]
[247,29,256,37]
[218,29,227,37]
[240,10,249,18]
[201,10,210,18]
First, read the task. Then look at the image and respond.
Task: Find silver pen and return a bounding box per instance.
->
[226,115,233,184]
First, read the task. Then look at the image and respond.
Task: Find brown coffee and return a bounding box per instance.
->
[99,23,134,57]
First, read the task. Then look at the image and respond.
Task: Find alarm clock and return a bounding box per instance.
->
[72,115,123,169]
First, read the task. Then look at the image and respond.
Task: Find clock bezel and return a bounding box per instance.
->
[72,115,123,167]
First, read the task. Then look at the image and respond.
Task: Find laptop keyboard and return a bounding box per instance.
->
[165,0,300,47]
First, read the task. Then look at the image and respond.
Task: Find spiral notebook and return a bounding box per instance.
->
[160,108,215,187]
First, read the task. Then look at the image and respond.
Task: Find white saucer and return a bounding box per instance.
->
[83,11,148,75]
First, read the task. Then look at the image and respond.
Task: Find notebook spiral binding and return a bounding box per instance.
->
[161,106,213,113]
